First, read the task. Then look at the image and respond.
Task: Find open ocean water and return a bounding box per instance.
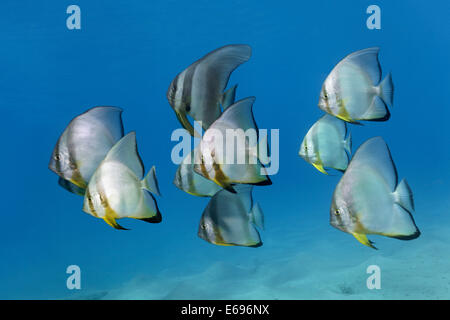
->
[0,0,449,299]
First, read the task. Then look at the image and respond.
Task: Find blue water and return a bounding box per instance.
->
[1,0,449,299]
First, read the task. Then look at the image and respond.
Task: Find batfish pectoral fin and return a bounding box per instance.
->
[352,233,377,250]
[312,163,328,175]
[104,216,129,230]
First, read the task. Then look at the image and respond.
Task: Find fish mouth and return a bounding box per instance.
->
[48,160,61,174]
[49,164,61,175]
[175,111,202,138]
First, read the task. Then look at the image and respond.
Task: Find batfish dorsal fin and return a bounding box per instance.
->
[213,97,257,132]
[317,114,347,138]
[199,44,251,93]
[339,47,381,85]
[103,132,144,179]
[348,137,397,191]
[233,184,254,212]
[79,106,124,141]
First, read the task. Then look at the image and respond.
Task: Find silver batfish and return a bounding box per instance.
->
[330,137,420,249]
[299,114,351,174]
[49,106,124,192]
[193,97,271,193]
[174,148,222,197]
[167,44,251,136]
[83,132,161,230]
[319,47,394,124]
[198,185,264,247]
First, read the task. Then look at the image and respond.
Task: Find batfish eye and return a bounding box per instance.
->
[54,154,61,161]
[201,223,206,230]
[335,209,340,216]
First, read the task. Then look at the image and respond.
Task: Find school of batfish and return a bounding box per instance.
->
[49,45,420,249]
[299,47,420,249]
[168,44,269,247]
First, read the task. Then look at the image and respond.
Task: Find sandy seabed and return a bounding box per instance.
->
[67,215,450,300]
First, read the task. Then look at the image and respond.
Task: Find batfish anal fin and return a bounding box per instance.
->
[313,163,328,175]
[104,216,129,230]
[352,233,378,250]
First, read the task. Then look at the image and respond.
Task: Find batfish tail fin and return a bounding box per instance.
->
[344,131,352,155]
[393,178,414,212]
[363,96,390,121]
[378,72,394,107]
[142,166,161,196]
[250,202,264,230]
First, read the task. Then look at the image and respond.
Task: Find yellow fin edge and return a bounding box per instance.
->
[104,216,128,230]
[312,163,328,175]
[352,233,377,250]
